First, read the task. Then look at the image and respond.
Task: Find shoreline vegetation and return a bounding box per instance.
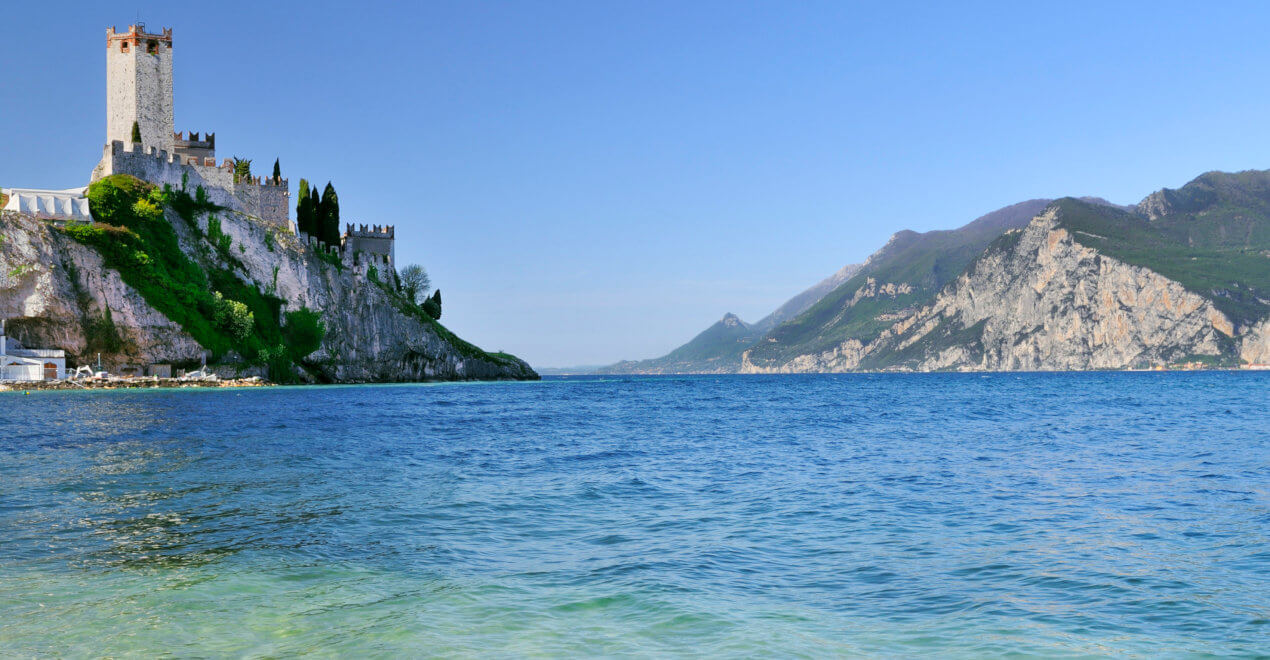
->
[0,174,536,384]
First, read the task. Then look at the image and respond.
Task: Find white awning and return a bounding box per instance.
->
[3,187,92,222]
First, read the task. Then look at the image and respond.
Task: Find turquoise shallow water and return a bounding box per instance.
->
[1,373,1268,656]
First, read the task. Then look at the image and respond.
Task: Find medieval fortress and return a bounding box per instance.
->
[4,24,395,266]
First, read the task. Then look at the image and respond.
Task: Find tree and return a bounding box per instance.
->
[422,289,442,320]
[212,292,254,343]
[282,308,326,359]
[130,121,142,144]
[307,185,320,238]
[232,157,252,183]
[399,264,431,304]
[296,178,314,236]
[318,182,340,247]
[272,159,282,183]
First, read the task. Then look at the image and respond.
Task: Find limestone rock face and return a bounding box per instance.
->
[1241,318,1270,365]
[0,211,203,365]
[741,209,1246,372]
[187,206,535,381]
[0,208,535,382]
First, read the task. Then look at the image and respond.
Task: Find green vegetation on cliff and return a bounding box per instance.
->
[63,174,324,380]
[749,200,1053,365]
[1054,191,1270,326]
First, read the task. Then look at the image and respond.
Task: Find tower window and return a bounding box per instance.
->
[120,42,129,53]
[147,40,158,55]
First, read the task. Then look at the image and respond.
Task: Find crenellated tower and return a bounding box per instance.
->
[106,25,175,152]
[94,23,290,231]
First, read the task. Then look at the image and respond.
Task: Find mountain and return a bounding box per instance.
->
[0,175,537,382]
[595,264,865,374]
[752,263,863,333]
[601,198,1055,374]
[747,198,1055,366]
[742,171,1270,372]
[600,312,762,374]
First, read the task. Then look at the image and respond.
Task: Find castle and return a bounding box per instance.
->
[79,24,395,265]
[89,25,291,229]
[0,24,402,382]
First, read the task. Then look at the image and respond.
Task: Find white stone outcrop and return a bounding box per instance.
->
[741,208,1259,372]
[0,206,534,382]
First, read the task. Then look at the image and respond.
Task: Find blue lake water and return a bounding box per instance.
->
[1,373,1267,656]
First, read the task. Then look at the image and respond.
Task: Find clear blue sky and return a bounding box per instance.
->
[3,1,1269,367]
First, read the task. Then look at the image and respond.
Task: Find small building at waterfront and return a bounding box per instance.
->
[0,321,66,381]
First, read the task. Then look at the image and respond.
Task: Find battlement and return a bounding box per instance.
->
[108,139,177,164]
[344,223,395,239]
[96,140,290,230]
[174,131,214,147]
[106,24,172,44]
[341,223,395,266]
[230,168,288,188]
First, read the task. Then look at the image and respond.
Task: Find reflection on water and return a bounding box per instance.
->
[1,374,1268,656]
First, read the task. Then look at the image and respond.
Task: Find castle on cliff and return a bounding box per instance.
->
[89,25,292,228]
[3,24,394,266]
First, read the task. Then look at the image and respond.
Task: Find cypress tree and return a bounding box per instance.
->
[311,184,320,236]
[298,196,316,237]
[422,289,442,319]
[130,121,142,144]
[296,179,312,235]
[318,182,340,247]
[307,185,320,240]
[272,159,282,183]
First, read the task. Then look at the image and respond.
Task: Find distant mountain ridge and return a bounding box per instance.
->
[601,172,1270,373]
[753,263,863,333]
[599,198,1060,373]
[596,265,865,374]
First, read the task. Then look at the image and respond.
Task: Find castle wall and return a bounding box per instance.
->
[232,180,291,232]
[92,141,291,231]
[95,27,292,233]
[342,224,395,266]
[173,131,215,162]
[173,143,214,162]
[106,27,174,152]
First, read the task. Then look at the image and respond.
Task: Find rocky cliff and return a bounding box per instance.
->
[1,210,205,364]
[0,177,536,382]
[741,205,1246,372]
[614,169,1267,374]
[603,198,1056,374]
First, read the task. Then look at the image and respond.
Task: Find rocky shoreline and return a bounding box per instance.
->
[0,376,272,392]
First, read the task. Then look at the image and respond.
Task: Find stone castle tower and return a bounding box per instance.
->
[105,25,174,152]
[93,24,291,230]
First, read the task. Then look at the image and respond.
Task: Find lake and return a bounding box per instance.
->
[1,373,1267,656]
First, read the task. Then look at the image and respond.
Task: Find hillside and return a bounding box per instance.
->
[596,264,863,374]
[752,263,863,333]
[604,169,1269,375]
[602,198,1069,375]
[0,175,537,382]
[741,171,1270,372]
[599,313,761,374]
[745,198,1056,366]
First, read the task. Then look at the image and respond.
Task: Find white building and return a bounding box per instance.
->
[2,187,92,222]
[0,320,66,381]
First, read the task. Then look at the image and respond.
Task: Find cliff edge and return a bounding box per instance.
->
[0,175,536,382]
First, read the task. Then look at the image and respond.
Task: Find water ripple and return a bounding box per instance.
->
[0,373,1267,656]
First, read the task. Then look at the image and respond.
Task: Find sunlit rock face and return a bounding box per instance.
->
[742,208,1244,373]
[0,208,535,382]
